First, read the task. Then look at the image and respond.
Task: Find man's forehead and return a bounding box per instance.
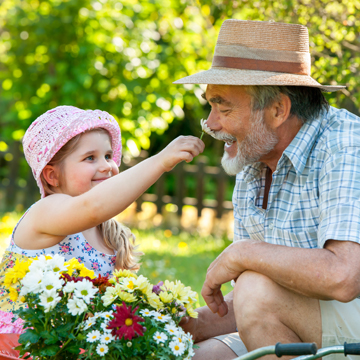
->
[203,85,249,104]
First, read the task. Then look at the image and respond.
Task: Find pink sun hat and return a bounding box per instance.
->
[23,105,122,198]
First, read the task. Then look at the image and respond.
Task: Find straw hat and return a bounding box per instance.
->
[174,20,345,92]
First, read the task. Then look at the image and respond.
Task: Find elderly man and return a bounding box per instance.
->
[175,20,360,360]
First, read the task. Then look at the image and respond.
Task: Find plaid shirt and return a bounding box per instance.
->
[233,106,360,248]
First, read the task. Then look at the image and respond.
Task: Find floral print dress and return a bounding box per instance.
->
[0,210,116,312]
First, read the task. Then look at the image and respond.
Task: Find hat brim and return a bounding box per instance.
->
[173,67,345,92]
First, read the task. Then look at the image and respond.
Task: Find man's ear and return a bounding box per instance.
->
[268,93,292,129]
[42,165,59,187]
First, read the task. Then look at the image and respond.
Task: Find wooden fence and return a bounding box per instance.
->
[120,154,235,218]
[0,143,235,218]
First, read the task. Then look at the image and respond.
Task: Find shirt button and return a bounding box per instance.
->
[269,223,274,230]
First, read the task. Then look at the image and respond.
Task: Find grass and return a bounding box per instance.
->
[0,212,234,308]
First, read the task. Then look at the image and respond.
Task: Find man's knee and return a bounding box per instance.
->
[233,271,282,330]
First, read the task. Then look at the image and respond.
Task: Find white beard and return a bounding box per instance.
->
[220,110,278,175]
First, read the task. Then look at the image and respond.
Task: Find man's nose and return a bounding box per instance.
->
[206,109,222,132]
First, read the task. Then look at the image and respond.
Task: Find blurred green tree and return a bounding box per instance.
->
[0,0,359,210]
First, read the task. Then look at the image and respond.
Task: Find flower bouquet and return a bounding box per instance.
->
[3,255,198,359]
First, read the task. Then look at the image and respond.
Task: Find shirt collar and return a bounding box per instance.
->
[282,113,324,175]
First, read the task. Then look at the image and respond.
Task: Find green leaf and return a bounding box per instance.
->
[40,344,59,356]
[40,330,59,345]
[56,322,75,337]
[66,344,82,354]
[18,329,40,344]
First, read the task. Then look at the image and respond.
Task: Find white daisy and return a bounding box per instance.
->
[41,272,63,293]
[153,331,168,344]
[100,322,111,332]
[96,343,109,356]
[21,268,44,294]
[152,313,171,323]
[169,340,185,356]
[46,254,68,273]
[140,309,154,317]
[86,330,101,343]
[165,324,180,336]
[73,279,98,304]
[100,333,114,344]
[39,289,61,312]
[67,297,88,316]
[100,311,113,320]
[28,255,48,272]
[83,318,96,330]
[63,281,77,293]
[200,118,216,137]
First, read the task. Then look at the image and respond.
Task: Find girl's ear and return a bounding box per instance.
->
[42,165,60,187]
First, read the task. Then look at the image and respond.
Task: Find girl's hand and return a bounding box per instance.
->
[156,136,205,172]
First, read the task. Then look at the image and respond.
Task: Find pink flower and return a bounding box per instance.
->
[60,245,70,253]
[84,244,92,252]
[0,311,25,334]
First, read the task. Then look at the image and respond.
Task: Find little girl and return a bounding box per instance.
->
[0,105,204,312]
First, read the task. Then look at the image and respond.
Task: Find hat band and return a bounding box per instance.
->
[212,56,310,76]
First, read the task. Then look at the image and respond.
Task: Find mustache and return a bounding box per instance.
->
[205,128,237,143]
[201,119,236,142]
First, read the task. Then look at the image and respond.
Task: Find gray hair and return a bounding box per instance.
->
[245,86,329,122]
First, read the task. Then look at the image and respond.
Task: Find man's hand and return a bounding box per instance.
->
[201,241,249,316]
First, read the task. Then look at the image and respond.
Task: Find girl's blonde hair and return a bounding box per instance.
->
[40,128,141,271]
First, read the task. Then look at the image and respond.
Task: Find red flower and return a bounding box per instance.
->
[91,275,110,293]
[107,302,145,340]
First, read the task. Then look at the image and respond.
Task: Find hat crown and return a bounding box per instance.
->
[173,19,345,92]
[217,20,309,52]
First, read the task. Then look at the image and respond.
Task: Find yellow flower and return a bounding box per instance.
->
[121,278,137,292]
[135,275,152,294]
[3,259,32,289]
[113,269,137,279]
[162,280,175,292]
[8,286,19,302]
[118,291,137,303]
[77,263,95,279]
[185,305,198,319]
[64,258,80,275]
[159,291,173,303]
[102,286,118,306]
[146,293,164,310]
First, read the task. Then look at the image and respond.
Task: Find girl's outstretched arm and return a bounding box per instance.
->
[29,136,204,243]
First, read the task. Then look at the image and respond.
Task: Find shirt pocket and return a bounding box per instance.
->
[272,227,318,248]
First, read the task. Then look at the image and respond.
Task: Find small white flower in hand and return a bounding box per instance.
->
[200,118,216,137]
